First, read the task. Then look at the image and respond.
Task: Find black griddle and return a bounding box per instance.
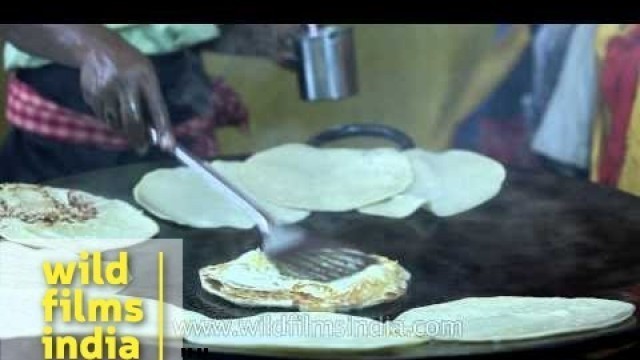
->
[33,124,640,359]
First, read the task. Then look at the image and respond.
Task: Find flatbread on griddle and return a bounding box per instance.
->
[184,296,636,349]
[199,249,410,312]
[359,149,438,218]
[392,296,635,342]
[133,162,309,229]
[421,150,506,217]
[359,149,506,218]
[0,184,158,252]
[236,144,413,211]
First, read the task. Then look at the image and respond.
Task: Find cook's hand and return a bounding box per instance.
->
[0,24,175,152]
[80,47,175,153]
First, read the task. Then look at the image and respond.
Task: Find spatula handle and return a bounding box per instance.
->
[149,128,275,235]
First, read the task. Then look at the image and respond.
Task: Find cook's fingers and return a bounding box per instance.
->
[100,93,122,131]
[119,87,149,153]
[141,80,175,150]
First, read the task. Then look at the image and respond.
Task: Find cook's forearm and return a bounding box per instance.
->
[0,24,134,68]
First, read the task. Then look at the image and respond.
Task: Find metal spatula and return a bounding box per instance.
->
[149,129,377,282]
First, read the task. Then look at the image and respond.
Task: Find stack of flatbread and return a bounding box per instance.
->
[134,144,507,229]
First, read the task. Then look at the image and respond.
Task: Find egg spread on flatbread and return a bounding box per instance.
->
[199,249,410,312]
[0,183,158,252]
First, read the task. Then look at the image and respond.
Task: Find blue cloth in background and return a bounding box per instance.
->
[531,25,598,170]
[453,25,537,157]
[453,24,591,177]
[528,25,576,130]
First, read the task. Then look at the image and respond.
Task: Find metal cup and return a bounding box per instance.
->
[295,25,358,102]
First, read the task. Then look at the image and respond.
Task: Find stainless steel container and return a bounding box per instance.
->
[295,25,358,101]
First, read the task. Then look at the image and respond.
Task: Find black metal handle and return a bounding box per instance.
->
[307,123,416,150]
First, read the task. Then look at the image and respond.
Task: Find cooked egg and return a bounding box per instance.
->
[199,249,411,312]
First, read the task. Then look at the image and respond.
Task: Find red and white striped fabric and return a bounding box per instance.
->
[5,74,249,158]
